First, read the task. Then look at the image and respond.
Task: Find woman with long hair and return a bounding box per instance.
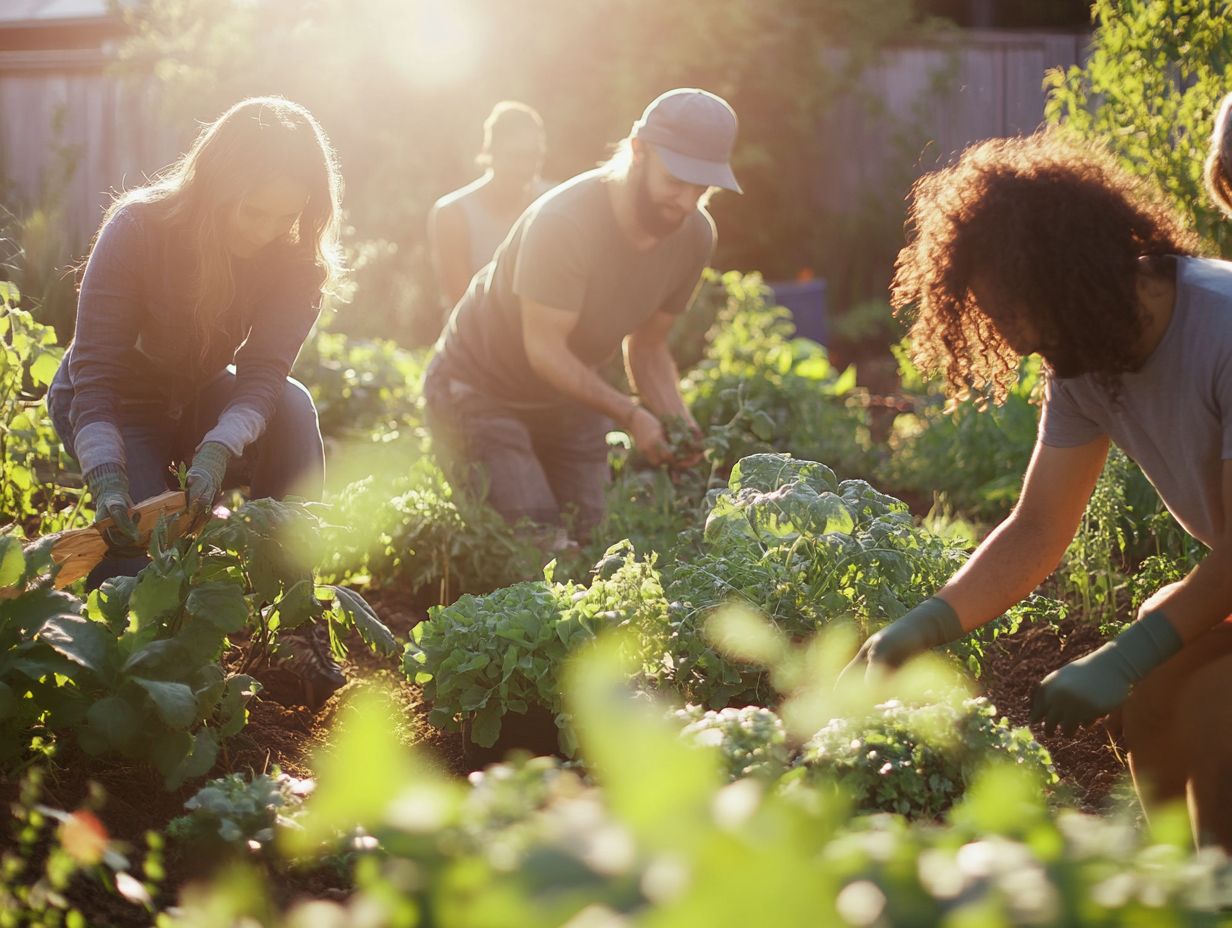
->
[47,96,345,703]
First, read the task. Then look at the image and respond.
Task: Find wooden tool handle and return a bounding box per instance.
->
[0,490,194,599]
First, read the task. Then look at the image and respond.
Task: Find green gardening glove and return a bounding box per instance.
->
[185,441,231,528]
[839,597,964,684]
[86,463,143,556]
[1029,610,1182,736]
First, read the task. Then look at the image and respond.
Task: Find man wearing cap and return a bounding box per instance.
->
[424,87,741,545]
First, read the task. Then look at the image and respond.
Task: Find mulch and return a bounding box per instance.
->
[978,615,1127,812]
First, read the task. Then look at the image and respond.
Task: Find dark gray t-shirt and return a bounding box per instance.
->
[437,169,716,405]
[1039,256,1232,547]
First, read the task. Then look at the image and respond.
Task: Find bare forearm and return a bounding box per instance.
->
[938,515,1071,632]
[528,344,635,424]
[1139,550,1232,642]
[626,340,691,422]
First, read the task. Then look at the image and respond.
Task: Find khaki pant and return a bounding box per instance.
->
[1117,617,1232,851]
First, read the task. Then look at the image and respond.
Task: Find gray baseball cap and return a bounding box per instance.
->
[632,88,742,194]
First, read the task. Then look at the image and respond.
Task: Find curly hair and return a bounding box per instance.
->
[891,131,1202,403]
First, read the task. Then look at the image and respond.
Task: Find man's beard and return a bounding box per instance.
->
[633,165,687,237]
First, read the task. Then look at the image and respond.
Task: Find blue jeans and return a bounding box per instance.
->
[49,369,324,589]
[423,355,611,542]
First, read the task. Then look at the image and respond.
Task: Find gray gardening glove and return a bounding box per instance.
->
[839,597,964,684]
[185,441,231,528]
[86,463,143,556]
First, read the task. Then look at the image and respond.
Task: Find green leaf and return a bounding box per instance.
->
[121,638,190,676]
[37,615,117,681]
[218,674,260,737]
[83,695,139,752]
[28,351,60,388]
[132,678,198,730]
[471,702,503,748]
[185,581,249,633]
[331,585,398,655]
[2,588,83,635]
[0,536,24,588]
[130,566,184,630]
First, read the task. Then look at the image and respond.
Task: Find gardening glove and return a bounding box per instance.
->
[839,597,964,684]
[1030,610,1182,736]
[86,463,143,556]
[185,441,231,528]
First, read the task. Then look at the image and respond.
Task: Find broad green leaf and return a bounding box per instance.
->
[1,587,82,635]
[0,536,24,588]
[37,615,117,681]
[132,678,198,729]
[186,581,249,632]
[331,585,398,655]
[471,701,503,747]
[28,351,60,387]
[83,695,138,751]
[130,566,184,630]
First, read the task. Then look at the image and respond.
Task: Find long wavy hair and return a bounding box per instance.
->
[1206,91,1232,220]
[891,131,1201,403]
[99,96,343,361]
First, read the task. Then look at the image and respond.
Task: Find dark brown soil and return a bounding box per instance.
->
[978,615,1128,812]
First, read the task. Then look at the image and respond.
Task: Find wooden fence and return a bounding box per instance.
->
[0,47,178,246]
[0,29,1089,253]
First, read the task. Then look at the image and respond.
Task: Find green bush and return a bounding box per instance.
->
[789,696,1058,819]
[2,500,393,787]
[0,282,86,537]
[683,272,873,478]
[405,543,669,751]
[882,346,1041,519]
[665,454,975,706]
[1046,0,1232,255]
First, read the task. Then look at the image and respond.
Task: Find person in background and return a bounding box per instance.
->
[1205,90,1232,219]
[424,88,741,547]
[841,130,1232,853]
[47,95,346,708]
[429,101,553,310]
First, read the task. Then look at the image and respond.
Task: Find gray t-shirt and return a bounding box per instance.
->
[1039,256,1232,547]
[437,169,716,405]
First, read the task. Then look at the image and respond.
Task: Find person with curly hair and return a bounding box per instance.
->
[842,130,1232,851]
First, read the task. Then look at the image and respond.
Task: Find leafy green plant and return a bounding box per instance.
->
[665,453,978,706]
[671,704,790,781]
[5,500,394,787]
[1045,0,1232,255]
[682,272,873,478]
[0,282,86,538]
[167,770,313,852]
[788,696,1058,819]
[170,653,1232,928]
[0,767,161,926]
[882,345,1041,519]
[319,453,548,601]
[405,543,670,750]
[292,328,429,442]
